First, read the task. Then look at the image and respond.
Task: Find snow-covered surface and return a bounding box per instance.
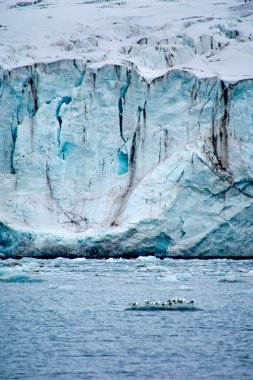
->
[0,0,253,258]
[1,0,253,81]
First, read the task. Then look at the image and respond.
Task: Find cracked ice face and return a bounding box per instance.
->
[0,60,253,258]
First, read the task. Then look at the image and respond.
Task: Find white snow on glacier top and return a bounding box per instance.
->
[0,0,253,81]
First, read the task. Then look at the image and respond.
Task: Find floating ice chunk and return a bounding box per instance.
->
[219,276,245,283]
[72,258,87,262]
[157,273,179,282]
[137,256,159,263]
[6,261,22,267]
[55,285,76,291]
[143,265,168,272]
[179,285,192,291]
[176,273,192,281]
[240,289,253,296]
[126,298,199,311]
[106,258,116,262]
[211,272,227,277]
[0,274,44,283]
[244,270,253,277]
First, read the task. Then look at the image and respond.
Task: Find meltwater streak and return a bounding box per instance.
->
[0,258,253,380]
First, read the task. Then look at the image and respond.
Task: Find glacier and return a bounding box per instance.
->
[0,0,253,258]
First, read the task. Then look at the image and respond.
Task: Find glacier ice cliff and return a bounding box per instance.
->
[0,59,253,258]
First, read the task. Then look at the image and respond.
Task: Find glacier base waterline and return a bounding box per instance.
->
[0,60,253,259]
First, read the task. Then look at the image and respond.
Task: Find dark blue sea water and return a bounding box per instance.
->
[0,257,253,380]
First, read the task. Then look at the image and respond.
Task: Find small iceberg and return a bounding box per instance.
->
[54,285,76,291]
[179,285,192,291]
[218,276,245,283]
[156,273,179,282]
[0,274,44,283]
[126,298,200,311]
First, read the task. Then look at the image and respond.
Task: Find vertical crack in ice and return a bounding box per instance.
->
[10,114,17,175]
[9,71,39,175]
[211,80,232,176]
[73,59,86,87]
[196,78,218,130]
[91,72,96,92]
[118,69,131,144]
[140,100,147,150]
[179,216,186,238]
[158,136,162,163]
[129,106,142,187]
[190,79,201,106]
[28,76,39,116]
[117,68,131,175]
[219,80,230,168]
[56,96,72,147]
[111,105,144,225]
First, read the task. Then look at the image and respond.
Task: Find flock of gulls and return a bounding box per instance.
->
[128,298,198,311]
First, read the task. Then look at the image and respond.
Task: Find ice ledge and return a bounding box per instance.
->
[0,218,253,260]
[1,58,252,85]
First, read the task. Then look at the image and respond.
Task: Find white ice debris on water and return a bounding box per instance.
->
[0,0,253,258]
